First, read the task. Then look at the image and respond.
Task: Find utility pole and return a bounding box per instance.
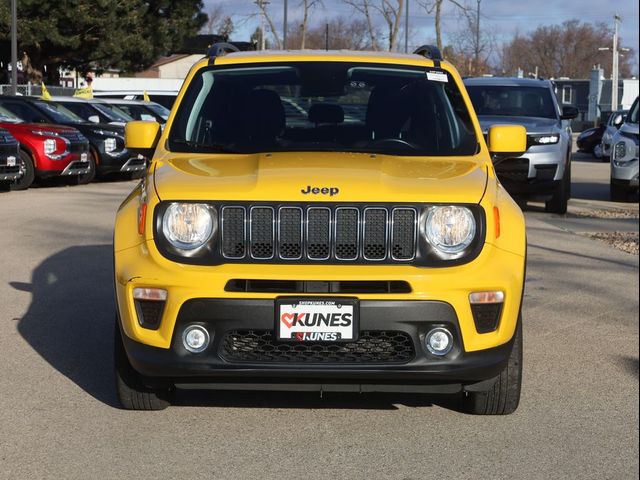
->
[599,14,628,111]
[404,0,409,53]
[474,0,481,75]
[283,0,288,50]
[611,14,620,111]
[11,0,18,95]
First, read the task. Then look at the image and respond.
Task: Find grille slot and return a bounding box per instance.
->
[221,330,415,364]
[278,207,303,259]
[250,207,274,259]
[335,208,359,260]
[391,209,417,260]
[307,208,331,260]
[220,204,418,263]
[222,207,246,258]
[363,208,387,260]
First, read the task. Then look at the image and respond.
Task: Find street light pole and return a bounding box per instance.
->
[283,0,288,50]
[611,14,620,111]
[11,0,18,95]
[404,0,409,53]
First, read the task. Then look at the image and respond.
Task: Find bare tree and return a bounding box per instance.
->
[254,0,282,49]
[446,1,494,75]
[499,20,636,78]
[374,0,404,51]
[300,0,324,49]
[288,17,377,50]
[343,1,379,50]
[417,0,468,52]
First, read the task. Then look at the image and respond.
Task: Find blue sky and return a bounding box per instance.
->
[204,0,639,71]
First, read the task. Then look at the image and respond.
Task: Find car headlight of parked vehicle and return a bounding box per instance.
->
[528,134,559,145]
[161,203,216,252]
[30,129,69,160]
[92,129,122,156]
[424,205,476,257]
[612,137,639,167]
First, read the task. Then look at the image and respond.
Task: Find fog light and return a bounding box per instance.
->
[182,325,210,353]
[425,328,453,356]
[133,287,167,301]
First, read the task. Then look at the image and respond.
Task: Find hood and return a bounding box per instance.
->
[476,115,559,134]
[0,121,81,135]
[74,122,124,135]
[620,121,639,137]
[153,152,488,204]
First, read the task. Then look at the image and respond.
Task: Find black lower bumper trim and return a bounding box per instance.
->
[120,299,517,388]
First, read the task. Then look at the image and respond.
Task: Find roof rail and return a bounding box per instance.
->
[207,42,240,58]
[413,45,443,61]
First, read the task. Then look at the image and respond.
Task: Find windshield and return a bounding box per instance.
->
[467,85,558,119]
[0,105,22,123]
[168,62,478,156]
[92,103,133,122]
[145,102,170,121]
[34,101,84,123]
[628,99,639,124]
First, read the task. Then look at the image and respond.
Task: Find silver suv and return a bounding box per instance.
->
[464,77,578,213]
[610,97,639,201]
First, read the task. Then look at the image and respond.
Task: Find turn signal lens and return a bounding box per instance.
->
[133,287,167,301]
[469,291,505,304]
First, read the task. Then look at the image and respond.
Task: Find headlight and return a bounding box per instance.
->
[613,141,627,160]
[530,134,559,145]
[43,139,57,155]
[104,137,117,153]
[162,203,214,251]
[425,206,476,255]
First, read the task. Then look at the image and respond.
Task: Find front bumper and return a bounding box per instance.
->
[611,159,639,185]
[119,299,516,392]
[495,143,566,197]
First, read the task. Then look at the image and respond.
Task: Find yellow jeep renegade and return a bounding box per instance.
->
[114,44,527,414]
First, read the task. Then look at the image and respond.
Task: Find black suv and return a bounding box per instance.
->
[0,96,146,183]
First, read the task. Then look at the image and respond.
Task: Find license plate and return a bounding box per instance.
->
[6,156,16,167]
[276,298,358,342]
[80,153,88,162]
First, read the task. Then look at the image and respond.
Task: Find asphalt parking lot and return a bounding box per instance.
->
[0,151,638,480]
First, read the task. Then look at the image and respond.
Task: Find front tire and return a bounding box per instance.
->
[10,150,36,191]
[610,179,630,202]
[463,316,523,415]
[114,317,172,410]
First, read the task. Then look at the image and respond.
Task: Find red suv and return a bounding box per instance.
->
[0,106,90,190]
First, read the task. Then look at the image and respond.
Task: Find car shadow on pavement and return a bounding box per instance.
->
[13,244,461,412]
[14,244,119,408]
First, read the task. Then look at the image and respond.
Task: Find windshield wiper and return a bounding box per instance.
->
[171,139,240,153]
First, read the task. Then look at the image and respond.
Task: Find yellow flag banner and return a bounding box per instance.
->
[143,90,151,102]
[41,83,52,101]
[73,86,93,99]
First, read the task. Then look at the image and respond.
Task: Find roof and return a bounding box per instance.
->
[100,98,159,106]
[212,49,443,69]
[463,77,551,88]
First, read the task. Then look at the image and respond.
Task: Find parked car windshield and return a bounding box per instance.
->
[628,99,638,124]
[466,85,558,119]
[0,105,22,123]
[34,100,84,123]
[92,102,133,122]
[145,102,170,121]
[168,62,478,156]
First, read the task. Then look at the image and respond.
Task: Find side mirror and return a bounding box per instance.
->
[487,125,527,162]
[88,115,100,123]
[125,121,161,158]
[613,114,624,128]
[561,106,579,120]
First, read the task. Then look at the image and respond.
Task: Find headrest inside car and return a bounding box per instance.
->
[308,104,345,124]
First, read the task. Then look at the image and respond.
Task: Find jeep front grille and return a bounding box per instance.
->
[220,204,417,263]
